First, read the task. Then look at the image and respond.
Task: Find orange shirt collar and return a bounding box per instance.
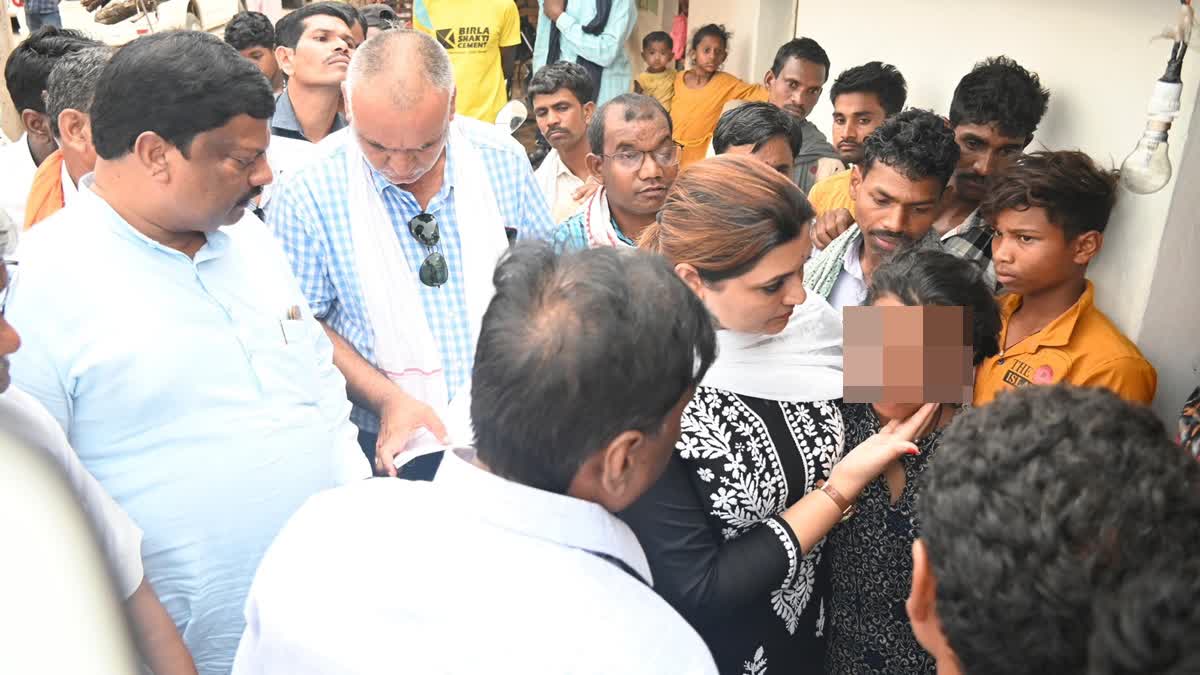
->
[999,280,1094,352]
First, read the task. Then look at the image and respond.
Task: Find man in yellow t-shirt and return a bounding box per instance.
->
[413,0,521,123]
[807,62,906,217]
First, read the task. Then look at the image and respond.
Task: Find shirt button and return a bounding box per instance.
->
[998,358,1006,365]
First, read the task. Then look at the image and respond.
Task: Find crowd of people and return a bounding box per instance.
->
[0,2,1198,675]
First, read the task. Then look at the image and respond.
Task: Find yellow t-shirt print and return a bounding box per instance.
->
[415,0,521,123]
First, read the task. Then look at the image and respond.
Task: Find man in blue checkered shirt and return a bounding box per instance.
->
[269,29,554,479]
[22,0,64,31]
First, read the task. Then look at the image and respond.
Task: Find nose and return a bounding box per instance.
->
[974,149,998,176]
[782,275,807,307]
[251,155,273,187]
[545,110,561,128]
[844,119,859,141]
[0,318,21,358]
[991,232,1013,264]
[387,153,414,178]
[877,204,904,233]
[637,152,665,179]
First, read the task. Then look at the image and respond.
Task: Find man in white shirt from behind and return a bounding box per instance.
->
[233,243,721,675]
[529,60,597,224]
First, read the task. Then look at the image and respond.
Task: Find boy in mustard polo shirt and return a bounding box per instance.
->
[973,151,1156,406]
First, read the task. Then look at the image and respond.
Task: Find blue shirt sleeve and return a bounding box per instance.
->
[267,178,337,320]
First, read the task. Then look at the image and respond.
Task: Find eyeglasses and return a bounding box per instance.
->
[601,141,684,171]
[0,260,17,316]
[407,213,448,287]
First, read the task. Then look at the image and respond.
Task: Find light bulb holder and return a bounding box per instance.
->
[1146,79,1184,122]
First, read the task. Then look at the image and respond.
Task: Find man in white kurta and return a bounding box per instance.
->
[6,31,369,675]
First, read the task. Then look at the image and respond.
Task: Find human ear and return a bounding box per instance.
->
[21,109,53,143]
[674,262,707,298]
[275,46,296,78]
[58,110,90,153]
[1072,231,1102,265]
[133,131,172,183]
[849,165,864,200]
[585,153,604,182]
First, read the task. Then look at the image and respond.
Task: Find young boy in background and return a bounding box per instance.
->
[224,11,284,94]
[973,150,1156,406]
[634,31,675,111]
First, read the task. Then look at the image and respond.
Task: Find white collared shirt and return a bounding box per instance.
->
[534,147,587,224]
[60,160,78,206]
[0,134,38,225]
[232,448,719,675]
[827,237,869,311]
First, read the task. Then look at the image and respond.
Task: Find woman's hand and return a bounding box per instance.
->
[827,403,939,498]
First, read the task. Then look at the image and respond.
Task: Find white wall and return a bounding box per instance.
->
[795,0,1198,345]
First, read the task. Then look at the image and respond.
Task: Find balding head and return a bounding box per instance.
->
[345,28,454,111]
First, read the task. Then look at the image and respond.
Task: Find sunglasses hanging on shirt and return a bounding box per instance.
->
[407,212,449,287]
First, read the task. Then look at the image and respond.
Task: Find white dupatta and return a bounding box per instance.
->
[702,291,844,403]
[345,120,509,450]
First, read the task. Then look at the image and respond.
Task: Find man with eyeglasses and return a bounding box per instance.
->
[552,93,678,252]
[269,29,556,478]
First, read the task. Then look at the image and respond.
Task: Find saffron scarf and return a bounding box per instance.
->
[23,149,65,230]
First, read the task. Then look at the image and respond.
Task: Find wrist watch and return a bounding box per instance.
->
[820,481,856,520]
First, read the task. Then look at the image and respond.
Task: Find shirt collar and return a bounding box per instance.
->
[1000,280,1095,350]
[75,177,231,262]
[842,235,865,282]
[941,207,985,241]
[271,88,347,142]
[60,160,78,203]
[435,448,653,584]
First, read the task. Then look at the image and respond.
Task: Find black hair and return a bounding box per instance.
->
[861,108,960,189]
[981,150,1119,238]
[90,31,275,160]
[588,92,672,155]
[769,37,830,80]
[866,248,1000,365]
[690,23,729,52]
[3,26,101,114]
[920,385,1200,675]
[528,61,596,107]
[358,4,398,30]
[829,61,907,115]
[712,101,802,157]
[45,46,111,139]
[223,11,276,51]
[471,242,717,494]
[274,2,356,50]
[642,30,672,51]
[949,55,1050,140]
[1088,554,1200,675]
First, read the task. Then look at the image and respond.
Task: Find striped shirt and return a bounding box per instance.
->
[268,118,555,432]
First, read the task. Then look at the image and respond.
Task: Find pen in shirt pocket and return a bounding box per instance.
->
[280,304,302,344]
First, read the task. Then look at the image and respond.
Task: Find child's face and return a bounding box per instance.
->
[692,35,727,74]
[990,207,1099,296]
[642,41,673,73]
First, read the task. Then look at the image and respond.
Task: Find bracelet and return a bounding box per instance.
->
[820,481,856,520]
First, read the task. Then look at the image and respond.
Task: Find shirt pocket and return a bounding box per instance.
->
[246,318,323,406]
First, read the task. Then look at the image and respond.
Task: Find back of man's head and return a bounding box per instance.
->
[471,242,716,502]
[275,2,356,49]
[1088,553,1200,675]
[45,46,113,140]
[528,61,596,107]
[949,55,1049,140]
[587,93,672,155]
[861,108,959,188]
[829,61,907,115]
[4,26,101,115]
[91,31,275,160]
[713,101,802,157]
[918,385,1200,675]
[224,11,276,51]
[769,37,829,79]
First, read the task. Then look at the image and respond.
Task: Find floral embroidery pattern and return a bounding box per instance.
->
[679,388,843,637]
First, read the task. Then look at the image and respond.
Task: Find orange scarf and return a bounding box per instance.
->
[24,149,66,230]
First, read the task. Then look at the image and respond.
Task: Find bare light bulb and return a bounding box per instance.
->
[1120,124,1172,194]
[1120,80,1182,195]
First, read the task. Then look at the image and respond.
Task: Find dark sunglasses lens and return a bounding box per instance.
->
[408,213,440,246]
[419,251,449,287]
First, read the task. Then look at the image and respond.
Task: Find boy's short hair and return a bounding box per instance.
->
[275,2,357,50]
[920,385,1200,675]
[980,150,1119,238]
[642,30,672,51]
[829,61,907,116]
[949,55,1050,140]
[712,101,802,157]
[224,11,275,51]
[528,61,596,107]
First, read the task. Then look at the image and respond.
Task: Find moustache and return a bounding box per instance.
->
[240,186,264,207]
[867,229,913,246]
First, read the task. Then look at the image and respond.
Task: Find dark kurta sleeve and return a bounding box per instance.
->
[619,453,803,630]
